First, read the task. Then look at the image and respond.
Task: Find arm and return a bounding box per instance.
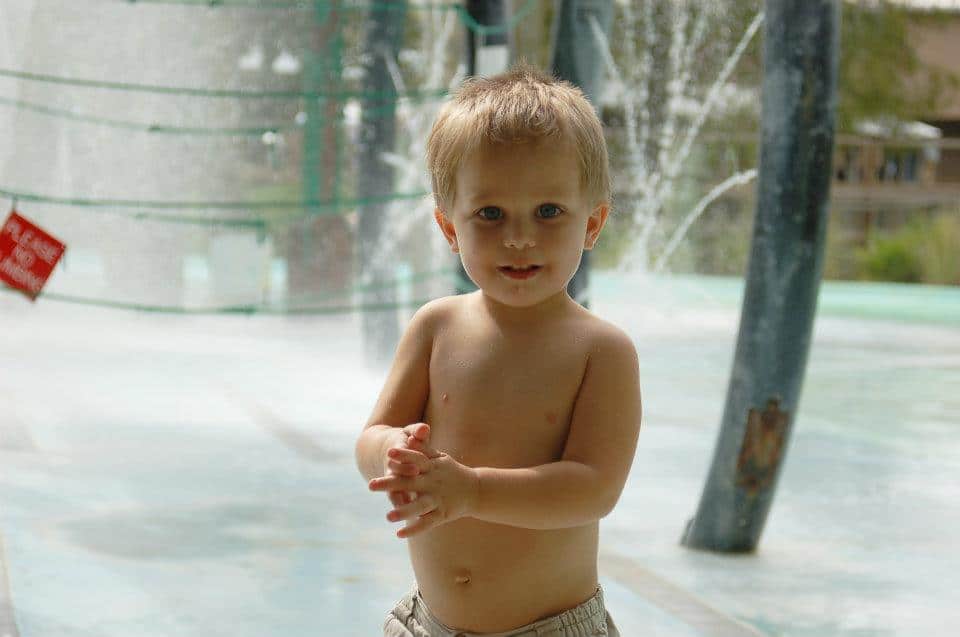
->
[471,461,608,529]
[355,298,443,483]
[472,325,642,530]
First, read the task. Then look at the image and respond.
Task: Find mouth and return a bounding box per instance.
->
[498,265,542,280]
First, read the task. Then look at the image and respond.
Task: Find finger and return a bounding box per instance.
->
[407,435,441,459]
[386,494,435,523]
[388,446,425,461]
[402,423,430,441]
[369,475,418,492]
[406,436,424,455]
[407,436,437,458]
[388,459,421,476]
[388,447,430,468]
[389,490,420,508]
[398,509,441,539]
[413,423,430,441]
[389,490,411,507]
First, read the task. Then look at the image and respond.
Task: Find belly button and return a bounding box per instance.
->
[442,393,449,402]
[454,569,471,584]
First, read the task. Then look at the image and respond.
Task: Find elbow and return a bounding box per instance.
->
[354,436,364,472]
[592,484,617,520]
[354,427,371,467]
[584,466,621,520]
[356,424,390,482]
[354,436,368,480]
[598,492,621,519]
[597,475,629,520]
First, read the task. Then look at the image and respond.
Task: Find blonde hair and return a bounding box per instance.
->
[426,63,610,213]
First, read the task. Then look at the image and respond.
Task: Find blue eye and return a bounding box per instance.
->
[538,204,562,218]
[478,206,502,220]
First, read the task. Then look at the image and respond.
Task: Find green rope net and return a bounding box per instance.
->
[0,1,538,314]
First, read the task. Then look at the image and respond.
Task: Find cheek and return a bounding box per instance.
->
[459,232,493,256]
[562,228,588,253]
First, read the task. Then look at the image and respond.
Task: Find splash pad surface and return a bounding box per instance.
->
[1,273,958,636]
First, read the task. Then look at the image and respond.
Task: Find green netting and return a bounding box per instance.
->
[0,95,405,135]
[0,67,452,100]
[0,0,764,314]
[0,0,545,314]
[2,268,455,315]
[116,0,539,36]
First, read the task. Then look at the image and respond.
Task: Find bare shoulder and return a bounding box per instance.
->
[410,294,459,329]
[579,311,639,367]
[587,317,640,399]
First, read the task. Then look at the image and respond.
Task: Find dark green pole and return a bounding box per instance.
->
[466,0,507,77]
[550,0,613,310]
[289,1,342,301]
[456,0,507,295]
[302,1,329,219]
[358,2,406,368]
[682,0,839,553]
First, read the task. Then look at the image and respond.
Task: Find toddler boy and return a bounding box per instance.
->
[355,63,641,637]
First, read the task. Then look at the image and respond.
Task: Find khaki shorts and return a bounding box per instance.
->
[383,584,620,637]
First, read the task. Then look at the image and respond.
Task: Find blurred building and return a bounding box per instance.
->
[832,3,960,208]
[911,8,960,182]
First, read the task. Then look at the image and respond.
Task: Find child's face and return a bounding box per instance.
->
[434,136,609,311]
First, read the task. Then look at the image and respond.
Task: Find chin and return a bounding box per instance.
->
[484,283,569,309]
[486,293,549,308]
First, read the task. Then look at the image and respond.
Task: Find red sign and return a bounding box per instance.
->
[0,210,66,300]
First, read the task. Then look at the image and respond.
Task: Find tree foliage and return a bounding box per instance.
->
[837,1,958,131]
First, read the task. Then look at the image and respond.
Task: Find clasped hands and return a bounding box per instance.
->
[368,423,479,539]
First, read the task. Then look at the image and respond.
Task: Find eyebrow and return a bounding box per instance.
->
[464,192,575,207]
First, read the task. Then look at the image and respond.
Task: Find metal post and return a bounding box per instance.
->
[466,0,508,77]
[550,0,613,310]
[358,2,406,368]
[681,0,840,552]
[455,0,508,295]
[289,1,344,301]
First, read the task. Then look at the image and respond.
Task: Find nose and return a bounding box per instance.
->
[504,236,536,249]
[503,219,537,249]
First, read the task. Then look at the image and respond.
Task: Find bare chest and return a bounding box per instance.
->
[423,318,589,468]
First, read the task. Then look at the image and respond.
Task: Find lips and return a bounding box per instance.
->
[498,265,542,279]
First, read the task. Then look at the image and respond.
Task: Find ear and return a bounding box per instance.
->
[434,207,459,253]
[584,203,610,250]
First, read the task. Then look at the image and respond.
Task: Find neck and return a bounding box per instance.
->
[473,289,574,328]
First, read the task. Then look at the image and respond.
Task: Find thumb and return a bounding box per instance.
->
[402,423,430,440]
[407,433,441,459]
[413,423,431,441]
